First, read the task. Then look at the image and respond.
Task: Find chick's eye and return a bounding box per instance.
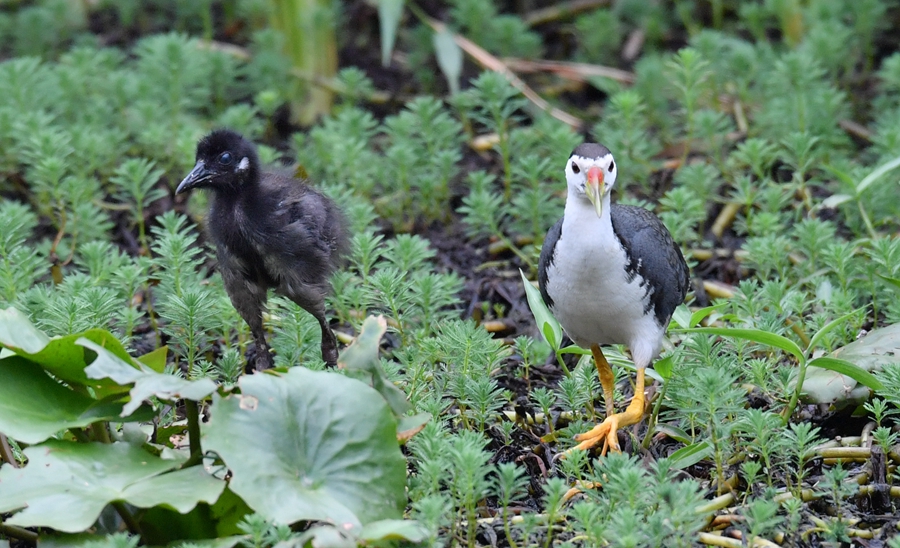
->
[218,152,233,165]
[609,160,615,172]
[571,163,580,174]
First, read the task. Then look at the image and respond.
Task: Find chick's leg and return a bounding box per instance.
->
[568,367,646,455]
[591,344,616,417]
[287,288,338,368]
[221,265,273,372]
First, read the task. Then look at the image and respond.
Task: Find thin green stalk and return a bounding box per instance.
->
[91,421,111,443]
[112,501,142,535]
[0,523,38,542]
[857,200,877,240]
[502,505,518,548]
[201,0,213,41]
[185,399,203,466]
[498,125,512,200]
[781,357,808,424]
[709,421,727,496]
[271,0,337,125]
[642,381,670,450]
[69,427,91,443]
[466,500,477,548]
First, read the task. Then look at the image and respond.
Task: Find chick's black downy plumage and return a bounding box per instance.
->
[177,129,348,371]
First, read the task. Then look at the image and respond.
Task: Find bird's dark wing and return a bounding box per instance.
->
[610,204,690,326]
[251,172,348,284]
[537,216,564,309]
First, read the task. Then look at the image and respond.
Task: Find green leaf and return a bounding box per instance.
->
[558,344,591,355]
[821,163,854,186]
[689,303,728,328]
[802,323,900,405]
[81,338,217,416]
[667,440,713,470]
[558,346,666,382]
[0,307,48,353]
[654,424,693,444]
[653,355,675,380]
[433,27,463,95]
[397,412,431,443]
[298,525,356,548]
[877,273,900,290]
[808,357,884,391]
[338,315,410,416]
[520,269,562,350]
[671,304,691,329]
[821,193,853,209]
[806,308,863,354]
[681,327,804,361]
[856,153,900,195]
[0,356,148,444]
[378,0,404,67]
[203,367,406,530]
[359,519,430,543]
[0,440,224,533]
[137,345,168,373]
[0,308,132,395]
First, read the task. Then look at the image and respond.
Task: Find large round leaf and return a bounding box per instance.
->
[0,356,148,444]
[0,307,133,395]
[203,367,406,529]
[0,441,224,532]
[802,323,900,405]
[80,338,217,416]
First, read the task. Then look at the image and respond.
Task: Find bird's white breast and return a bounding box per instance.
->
[545,204,664,367]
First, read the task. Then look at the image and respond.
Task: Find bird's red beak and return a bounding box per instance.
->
[586,166,605,217]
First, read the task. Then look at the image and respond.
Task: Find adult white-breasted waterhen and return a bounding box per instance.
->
[538,143,690,454]
[177,129,348,371]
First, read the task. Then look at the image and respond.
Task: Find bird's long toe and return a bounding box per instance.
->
[571,417,618,454]
[565,375,647,457]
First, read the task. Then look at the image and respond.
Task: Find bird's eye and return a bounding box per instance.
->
[218,152,233,166]
[609,160,615,172]
[571,163,580,174]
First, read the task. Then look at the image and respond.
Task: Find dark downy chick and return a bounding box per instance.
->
[177,129,348,371]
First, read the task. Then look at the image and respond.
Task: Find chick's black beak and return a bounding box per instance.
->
[177,161,210,194]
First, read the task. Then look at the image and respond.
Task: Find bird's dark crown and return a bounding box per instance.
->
[571,142,612,160]
[197,129,255,162]
[186,129,260,193]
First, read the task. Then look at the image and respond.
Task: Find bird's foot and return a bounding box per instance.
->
[321,341,338,368]
[562,387,646,458]
[245,342,274,373]
[569,415,621,456]
[255,352,274,372]
[320,326,339,368]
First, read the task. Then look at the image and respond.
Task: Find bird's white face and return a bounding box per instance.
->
[565,152,617,218]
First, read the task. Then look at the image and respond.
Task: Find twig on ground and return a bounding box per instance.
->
[524,0,611,26]
[502,58,635,85]
[424,18,584,130]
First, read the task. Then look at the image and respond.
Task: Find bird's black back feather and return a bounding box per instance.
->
[537,216,564,308]
[610,204,690,326]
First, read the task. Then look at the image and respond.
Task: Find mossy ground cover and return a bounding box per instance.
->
[2,1,900,547]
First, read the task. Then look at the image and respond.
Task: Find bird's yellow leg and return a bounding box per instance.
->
[569,367,646,455]
[591,344,616,418]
